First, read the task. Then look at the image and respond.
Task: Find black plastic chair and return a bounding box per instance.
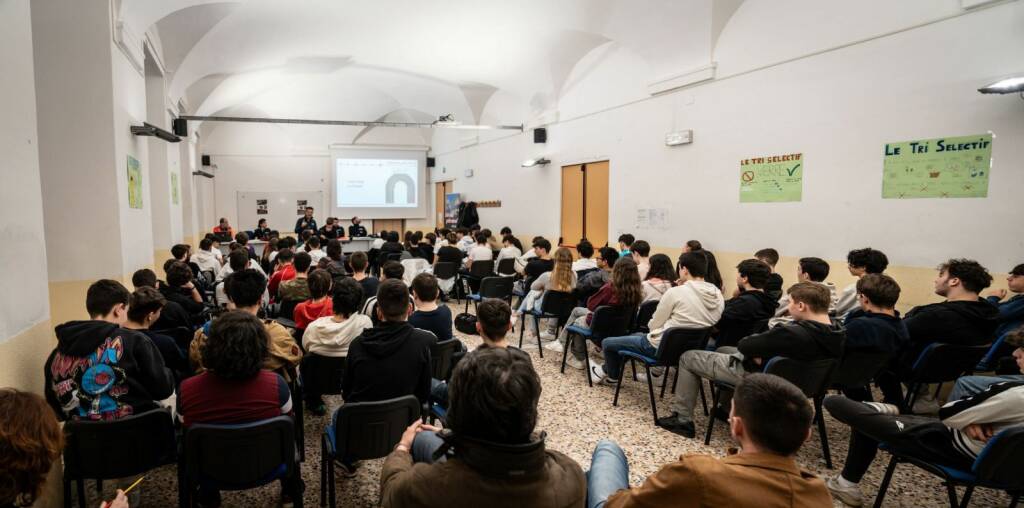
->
[830,350,893,393]
[901,343,991,412]
[873,426,1024,508]
[976,333,1012,372]
[321,396,421,507]
[433,262,459,298]
[179,416,302,508]
[519,290,576,358]
[62,409,177,508]
[465,276,514,312]
[703,357,837,468]
[632,300,660,333]
[613,327,711,423]
[496,257,516,276]
[459,260,495,296]
[560,305,634,387]
[152,326,194,353]
[431,339,460,382]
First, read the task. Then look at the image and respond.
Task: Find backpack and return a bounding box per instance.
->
[454,313,478,335]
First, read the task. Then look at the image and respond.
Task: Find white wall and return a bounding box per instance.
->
[432,1,1024,271]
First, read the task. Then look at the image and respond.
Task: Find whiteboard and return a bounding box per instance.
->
[236,191,324,234]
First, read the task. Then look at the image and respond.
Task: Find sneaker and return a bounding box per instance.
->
[590,364,617,385]
[565,356,586,370]
[334,459,359,478]
[539,330,556,341]
[655,413,696,438]
[864,402,900,416]
[543,340,566,352]
[825,476,864,507]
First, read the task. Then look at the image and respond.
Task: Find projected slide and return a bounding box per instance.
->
[336,158,419,207]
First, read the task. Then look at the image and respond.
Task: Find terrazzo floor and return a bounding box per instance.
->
[101,303,1010,507]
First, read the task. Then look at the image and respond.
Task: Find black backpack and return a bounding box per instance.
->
[454,313,478,335]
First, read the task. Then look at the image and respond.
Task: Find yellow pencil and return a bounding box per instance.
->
[122,475,145,495]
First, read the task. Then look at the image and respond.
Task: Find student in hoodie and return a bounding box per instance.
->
[361,261,414,326]
[302,278,373,414]
[641,254,676,303]
[349,251,379,306]
[712,259,777,348]
[161,261,207,323]
[267,248,296,298]
[824,329,1024,507]
[658,282,845,438]
[45,279,175,421]
[379,347,586,508]
[123,287,190,382]
[875,259,999,407]
[192,237,222,277]
[769,257,838,327]
[835,247,889,318]
[753,248,784,301]
[591,251,725,386]
[575,247,619,303]
[839,274,909,402]
[132,268,193,331]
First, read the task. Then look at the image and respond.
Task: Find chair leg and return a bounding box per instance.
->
[672,368,680,394]
[903,382,919,413]
[63,476,71,508]
[946,481,960,508]
[815,397,832,469]
[959,485,974,508]
[660,366,670,398]
[96,479,103,497]
[560,334,570,373]
[644,364,658,423]
[536,316,544,359]
[631,360,638,381]
[320,439,328,507]
[698,380,709,416]
[703,386,721,445]
[328,452,337,508]
[1009,491,1020,508]
[872,456,899,508]
[613,362,624,407]
[518,314,526,349]
[583,341,593,387]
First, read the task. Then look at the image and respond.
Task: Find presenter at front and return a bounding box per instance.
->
[295,206,318,235]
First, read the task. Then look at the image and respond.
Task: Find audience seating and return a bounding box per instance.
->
[899,343,991,413]
[62,408,177,508]
[152,326,194,353]
[300,354,346,401]
[560,305,635,387]
[632,300,660,334]
[458,260,495,297]
[976,333,1012,372]
[431,339,460,382]
[289,376,306,462]
[496,257,516,276]
[432,262,459,299]
[829,350,893,397]
[320,396,421,508]
[519,290,576,357]
[179,416,302,508]
[464,275,513,313]
[873,427,1024,508]
[613,327,711,423]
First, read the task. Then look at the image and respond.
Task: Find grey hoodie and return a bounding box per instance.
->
[647,280,725,348]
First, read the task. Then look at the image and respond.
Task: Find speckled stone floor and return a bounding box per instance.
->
[113,303,1009,507]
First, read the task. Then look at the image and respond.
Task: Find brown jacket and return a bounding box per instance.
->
[605,452,831,508]
[379,441,585,508]
[189,319,302,380]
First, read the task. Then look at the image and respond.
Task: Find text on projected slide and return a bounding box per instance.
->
[336,158,418,207]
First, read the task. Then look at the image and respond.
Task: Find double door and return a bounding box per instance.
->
[560,161,609,248]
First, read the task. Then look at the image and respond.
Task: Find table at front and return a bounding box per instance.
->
[342,237,374,253]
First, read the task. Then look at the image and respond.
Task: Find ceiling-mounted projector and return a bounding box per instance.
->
[521,158,550,167]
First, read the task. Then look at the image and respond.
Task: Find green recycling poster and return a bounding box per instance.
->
[739,153,803,203]
[882,134,991,199]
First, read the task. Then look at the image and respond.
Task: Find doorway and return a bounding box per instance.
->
[560,161,609,248]
[435,181,452,229]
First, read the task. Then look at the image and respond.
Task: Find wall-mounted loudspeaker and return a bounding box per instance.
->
[426,157,436,168]
[202,155,211,166]
[172,118,188,137]
[533,127,547,143]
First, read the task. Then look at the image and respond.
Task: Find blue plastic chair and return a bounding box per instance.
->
[464,275,513,313]
[560,305,634,386]
[519,290,576,358]
[976,334,1011,372]
[901,343,991,412]
[612,327,710,423]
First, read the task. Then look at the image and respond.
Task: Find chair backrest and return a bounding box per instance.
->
[589,305,635,341]
[183,416,295,490]
[278,299,301,322]
[431,339,460,381]
[201,270,216,286]
[496,258,516,276]
[539,290,577,326]
[469,260,495,277]
[976,334,1009,371]
[633,300,660,333]
[300,354,347,396]
[386,252,404,262]
[764,357,837,398]
[478,276,514,299]
[151,326,193,352]
[910,343,991,384]
[973,426,1024,487]
[575,268,600,280]
[433,262,458,280]
[63,408,176,480]
[332,395,422,461]
[830,350,893,388]
[656,328,711,367]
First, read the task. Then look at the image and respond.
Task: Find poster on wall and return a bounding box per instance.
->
[257,199,268,215]
[882,134,992,199]
[444,193,462,228]
[127,155,143,209]
[296,199,308,215]
[634,208,669,230]
[739,153,803,203]
[170,172,180,205]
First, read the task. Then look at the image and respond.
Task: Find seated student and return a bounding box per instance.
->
[753,248,784,301]
[590,374,831,508]
[379,230,405,262]
[518,247,576,337]
[769,257,838,327]
[480,228,500,252]
[0,389,67,508]
[837,274,909,402]
[294,269,334,331]
[253,218,272,240]
[824,331,1024,507]
[123,287,190,380]
[641,253,675,302]
[409,273,455,343]
[985,263,1024,340]
[45,280,174,421]
[318,239,348,277]
[305,236,327,265]
[411,231,435,264]
[572,239,597,273]
[267,248,296,298]
[133,268,193,331]
[494,234,523,273]
[318,216,340,240]
[161,261,207,322]
[278,252,313,311]
[462,232,493,269]
[260,237,279,273]
[950,326,1024,401]
[348,216,367,238]
[362,260,404,314]
[178,311,300,507]
[190,270,302,381]
[514,236,543,275]
[172,243,203,279]
[630,240,651,280]
[549,258,644,370]
[876,259,999,410]
[617,233,635,258]
[454,228,474,252]
[523,237,554,280]
[216,248,269,308]
[349,251,379,304]
[434,232,463,266]
[298,229,314,250]
[835,247,890,318]
[304,278,372,359]
[379,348,586,508]
[592,251,725,385]
[576,247,619,303]
[268,236,294,266]
[234,231,257,261]
[686,245,724,291]
[682,239,702,253]
[658,282,844,438]
[713,259,778,348]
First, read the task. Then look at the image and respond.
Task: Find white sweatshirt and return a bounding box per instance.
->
[834,282,860,318]
[646,280,725,347]
[302,314,373,357]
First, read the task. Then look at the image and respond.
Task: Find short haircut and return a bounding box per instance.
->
[617,234,635,247]
[293,252,313,273]
[199,238,214,251]
[1012,264,1024,277]
[737,259,772,289]
[165,261,194,287]
[939,258,993,294]
[532,238,551,252]
[677,251,709,278]
[162,259,177,275]
[847,248,889,274]
[857,274,901,309]
[127,287,166,323]
[132,268,157,289]
[787,282,831,314]
[499,227,512,236]
[733,373,813,456]
[445,232,458,244]
[234,231,249,245]
[326,239,343,261]
[350,251,368,272]
[476,299,512,340]
[576,240,594,258]
[301,230,313,242]
[276,249,295,263]
[388,231,400,243]
[203,311,268,380]
[86,279,130,318]
[447,347,540,444]
[798,257,830,282]
[171,244,189,260]
[754,248,780,267]
[228,249,249,272]
[631,240,650,257]
[224,269,267,308]
[598,247,620,266]
[305,206,314,211]
[410,273,439,301]
[376,279,411,320]
[331,278,363,317]
[308,270,332,299]
[686,240,703,251]
[306,236,320,249]
[382,261,405,280]
[0,388,63,507]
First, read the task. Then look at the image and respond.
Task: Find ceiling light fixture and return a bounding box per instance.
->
[521,157,551,167]
[130,122,181,143]
[978,76,1024,94]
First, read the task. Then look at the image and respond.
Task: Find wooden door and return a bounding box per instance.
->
[583,161,609,248]
[560,165,584,247]
[373,219,405,236]
[435,182,447,229]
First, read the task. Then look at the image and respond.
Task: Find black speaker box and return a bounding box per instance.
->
[202,155,211,166]
[172,118,188,136]
[427,157,436,168]
[533,127,547,143]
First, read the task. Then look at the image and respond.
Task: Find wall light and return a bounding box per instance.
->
[521,157,551,167]
[978,76,1024,94]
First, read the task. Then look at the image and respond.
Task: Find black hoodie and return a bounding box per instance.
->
[843,309,909,355]
[342,321,436,404]
[44,321,174,421]
[900,298,1000,365]
[714,290,778,347]
[737,319,846,372]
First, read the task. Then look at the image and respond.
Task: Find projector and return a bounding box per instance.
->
[665,130,693,146]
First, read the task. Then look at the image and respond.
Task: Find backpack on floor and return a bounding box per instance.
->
[454,313,478,335]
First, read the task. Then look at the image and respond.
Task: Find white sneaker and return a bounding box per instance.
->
[825,476,863,507]
[565,356,586,370]
[543,340,566,352]
[590,364,618,385]
[539,330,556,341]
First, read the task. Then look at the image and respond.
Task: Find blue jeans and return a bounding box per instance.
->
[411,431,447,464]
[601,333,658,380]
[949,374,1024,401]
[586,440,629,508]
